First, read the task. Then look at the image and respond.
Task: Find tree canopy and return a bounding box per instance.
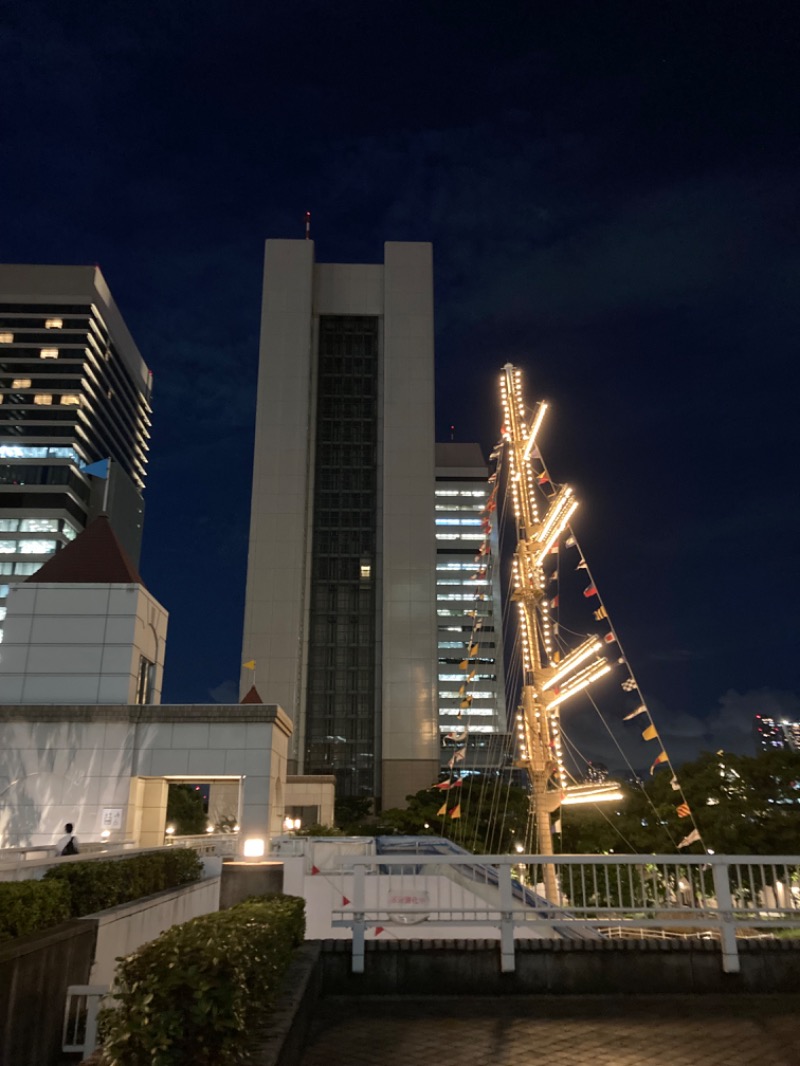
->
[558,749,800,856]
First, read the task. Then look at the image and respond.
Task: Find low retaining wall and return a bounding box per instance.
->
[318,937,800,995]
[83,874,222,984]
[0,919,97,1066]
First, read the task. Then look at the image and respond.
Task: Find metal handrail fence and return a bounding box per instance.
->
[331,852,800,974]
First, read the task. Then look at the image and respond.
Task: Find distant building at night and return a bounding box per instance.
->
[241,240,438,808]
[754,714,800,754]
[434,442,509,770]
[0,265,152,642]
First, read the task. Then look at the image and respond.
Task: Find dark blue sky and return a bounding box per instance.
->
[2,1,798,765]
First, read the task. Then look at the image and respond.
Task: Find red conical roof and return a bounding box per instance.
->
[25,515,144,586]
[240,685,264,705]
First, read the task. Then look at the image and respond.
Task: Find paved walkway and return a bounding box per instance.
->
[299,994,800,1066]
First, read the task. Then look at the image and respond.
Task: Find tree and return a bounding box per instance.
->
[378,776,531,854]
[166,784,207,835]
[558,749,800,857]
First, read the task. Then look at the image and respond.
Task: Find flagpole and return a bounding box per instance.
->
[102,459,111,513]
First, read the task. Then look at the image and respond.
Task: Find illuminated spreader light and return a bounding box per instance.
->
[542,637,603,692]
[561,785,624,806]
[522,401,549,461]
[546,659,612,709]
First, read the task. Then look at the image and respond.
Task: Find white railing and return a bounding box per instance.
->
[63,985,110,1057]
[171,833,239,857]
[331,853,800,974]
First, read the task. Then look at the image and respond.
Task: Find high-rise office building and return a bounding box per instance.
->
[0,265,152,641]
[754,714,800,754]
[241,240,438,807]
[435,443,508,768]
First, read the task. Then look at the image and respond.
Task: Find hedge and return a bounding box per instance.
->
[43,848,203,917]
[0,879,72,942]
[99,895,306,1066]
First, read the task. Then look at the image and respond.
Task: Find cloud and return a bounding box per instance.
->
[566,686,800,776]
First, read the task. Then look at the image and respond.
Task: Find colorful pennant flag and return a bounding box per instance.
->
[449,804,462,820]
[583,584,598,598]
[678,829,701,849]
[603,632,616,644]
[642,724,658,742]
[676,802,691,818]
[549,595,559,608]
[537,472,550,484]
[576,560,588,570]
[437,802,448,816]
[565,536,577,547]
[243,660,256,670]
[670,776,680,791]
[434,778,463,790]
[649,751,669,775]
[624,705,647,720]
[593,606,608,621]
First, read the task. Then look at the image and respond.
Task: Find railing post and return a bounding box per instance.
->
[351,862,366,974]
[498,860,515,972]
[711,858,740,974]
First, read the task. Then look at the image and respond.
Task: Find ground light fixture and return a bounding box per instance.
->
[243,837,265,858]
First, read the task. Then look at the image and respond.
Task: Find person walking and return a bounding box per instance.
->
[57,822,80,856]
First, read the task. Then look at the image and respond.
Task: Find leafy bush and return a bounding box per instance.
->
[99,895,306,1066]
[0,879,72,941]
[43,848,203,917]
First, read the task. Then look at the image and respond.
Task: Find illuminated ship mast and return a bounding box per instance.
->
[501,364,612,898]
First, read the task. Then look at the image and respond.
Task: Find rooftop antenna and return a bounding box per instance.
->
[305,211,311,240]
[450,424,455,441]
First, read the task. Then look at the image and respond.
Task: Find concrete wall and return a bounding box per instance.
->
[85,873,221,984]
[285,774,336,827]
[0,704,292,847]
[318,938,800,995]
[0,582,168,705]
[0,919,96,1066]
[240,239,316,745]
[380,243,439,806]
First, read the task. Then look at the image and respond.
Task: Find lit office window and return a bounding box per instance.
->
[34,394,53,405]
[62,521,79,541]
[45,318,63,329]
[21,518,59,533]
[19,540,56,554]
[0,333,13,343]
[13,562,41,575]
[11,379,31,389]
[0,520,19,532]
[39,348,59,359]
[0,541,16,554]
[59,395,81,405]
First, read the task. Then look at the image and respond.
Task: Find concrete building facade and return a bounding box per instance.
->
[0,264,152,642]
[241,240,439,807]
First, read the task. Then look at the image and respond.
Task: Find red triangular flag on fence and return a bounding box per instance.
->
[311,865,320,875]
[374,926,385,936]
[342,895,351,906]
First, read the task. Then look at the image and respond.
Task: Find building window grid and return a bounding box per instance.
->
[305,316,379,797]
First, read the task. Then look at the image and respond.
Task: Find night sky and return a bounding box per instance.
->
[2,2,798,770]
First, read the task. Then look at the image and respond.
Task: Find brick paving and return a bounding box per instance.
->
[299,994,800,1066]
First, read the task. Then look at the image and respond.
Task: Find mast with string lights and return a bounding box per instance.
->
[499,364,619,896]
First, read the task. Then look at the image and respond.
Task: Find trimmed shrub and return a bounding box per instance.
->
[43,848,203,918]
[0,879,71,941]
[99,895,306,1066]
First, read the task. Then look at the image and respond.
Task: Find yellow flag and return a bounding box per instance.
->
[437,802,448,816]
[449,804,461,820]
[243,660,256,670]
[642,724,658,742]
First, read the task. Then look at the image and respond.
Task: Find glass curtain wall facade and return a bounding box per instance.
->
[305,316,379,796]
[0,267,152,642]
[435,443,508,769]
